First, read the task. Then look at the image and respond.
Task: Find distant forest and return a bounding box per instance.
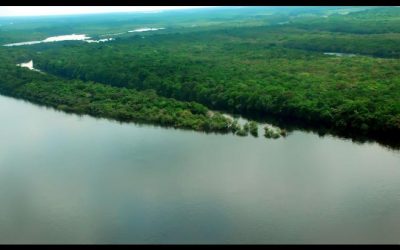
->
[0,6,399,146]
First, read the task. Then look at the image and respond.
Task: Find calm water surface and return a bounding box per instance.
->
[0,94,399,244]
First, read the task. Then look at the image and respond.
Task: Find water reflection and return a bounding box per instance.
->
[0,95,399,244]
[3,34,114,47]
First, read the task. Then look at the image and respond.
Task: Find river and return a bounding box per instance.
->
[0,94,399,244]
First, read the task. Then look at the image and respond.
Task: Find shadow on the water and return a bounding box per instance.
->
[233,110,400,151]
[0,93,235,137]
[2,93,400,151]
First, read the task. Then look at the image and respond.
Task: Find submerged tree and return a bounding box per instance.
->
[264,126,280,139]
[249,121,258,137]
[236,128,249,137]
[230,118,240,134]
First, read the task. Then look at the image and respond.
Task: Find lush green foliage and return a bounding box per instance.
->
[30,24,400,140]
[1,7,400,146]
[248,121,258,137]
[0,59,236,133]
[264,127,280,139]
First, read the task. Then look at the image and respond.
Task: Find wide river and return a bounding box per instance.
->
[0,94,399,244]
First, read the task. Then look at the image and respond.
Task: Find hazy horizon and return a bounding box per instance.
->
[0,6,214,17]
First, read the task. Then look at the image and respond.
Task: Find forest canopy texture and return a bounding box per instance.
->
[0,6,399,146]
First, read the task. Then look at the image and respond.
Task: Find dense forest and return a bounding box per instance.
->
[1,7,400,146]
[0,51,237,134]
